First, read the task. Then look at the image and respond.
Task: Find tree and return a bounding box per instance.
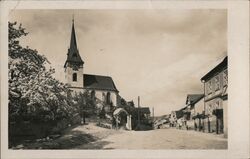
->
[73,91,97,124]
[8,21,76,123]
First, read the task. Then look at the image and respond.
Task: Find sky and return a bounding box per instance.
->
[10,9,227,116]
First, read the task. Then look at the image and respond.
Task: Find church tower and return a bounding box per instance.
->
[64,19,84,92]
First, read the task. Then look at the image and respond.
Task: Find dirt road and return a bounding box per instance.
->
[76,124,227,149]
[12,123,227,149]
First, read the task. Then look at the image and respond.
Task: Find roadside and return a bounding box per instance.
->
[11,122,120,149]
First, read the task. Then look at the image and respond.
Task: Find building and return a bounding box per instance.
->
[153,114,170,129]
[186,94,204,131]
[201,56,228,137]
[131,107,151,130]
[135,107,151,118]
[64,19,120,108]
[134,107,151,123]
[169,94,204,130]
[170,110,184,127]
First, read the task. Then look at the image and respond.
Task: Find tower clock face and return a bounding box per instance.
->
[72,64,79,70]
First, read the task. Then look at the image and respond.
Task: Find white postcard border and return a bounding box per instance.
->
[1,1,249,159]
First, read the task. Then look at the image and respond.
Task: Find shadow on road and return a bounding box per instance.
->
[11,129,112,149]
[76,140,114,149]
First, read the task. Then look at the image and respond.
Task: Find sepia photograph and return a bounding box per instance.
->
[8,9,228,150]
[0,1,249,159]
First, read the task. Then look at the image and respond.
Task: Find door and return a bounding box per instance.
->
[215,109,224,134]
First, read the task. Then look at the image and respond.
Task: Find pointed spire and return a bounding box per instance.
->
[70,16,77,49]
[64,17,84,68]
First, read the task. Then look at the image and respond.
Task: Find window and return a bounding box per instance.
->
[106,92,111,104]
[91,90,95,99]
[214,75,220,91]
[207,104,213,115]
[206,80,213,94]
[72,65,78,71]
[73,73,77,81]
[102,92,105,101]
[223,69,228,86]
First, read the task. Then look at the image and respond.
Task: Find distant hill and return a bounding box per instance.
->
[151,114,170,121]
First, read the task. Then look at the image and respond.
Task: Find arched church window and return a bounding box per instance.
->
[91,90,95,99]
[106,92,111,104]
[73,73,77,81]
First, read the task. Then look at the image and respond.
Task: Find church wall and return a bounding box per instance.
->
[110,92,117,106]
[93,90,118,106]
[95,91,104,101]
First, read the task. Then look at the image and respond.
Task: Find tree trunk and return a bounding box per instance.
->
[83,111,86,124]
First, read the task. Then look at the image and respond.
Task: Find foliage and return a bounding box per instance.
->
[119,98,135,114]
[72,91,97,118]
[8,21,76,122]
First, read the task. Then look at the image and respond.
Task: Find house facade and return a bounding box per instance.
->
[169,110,183,127]
[187,94,205,131]
[201,56,228,137]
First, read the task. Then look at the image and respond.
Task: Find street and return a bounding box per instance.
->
[12,123,227,149]
[76,123,227,149]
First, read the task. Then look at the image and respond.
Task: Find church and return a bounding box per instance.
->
[64,19,120,107]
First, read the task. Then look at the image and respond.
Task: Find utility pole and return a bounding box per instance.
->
[152,107,154,129]
[137,96,140,129]
[152,107,154,122]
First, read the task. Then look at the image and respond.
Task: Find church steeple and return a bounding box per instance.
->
[64,18,84,68]
[64,18,84,92]
[70,18,77,51]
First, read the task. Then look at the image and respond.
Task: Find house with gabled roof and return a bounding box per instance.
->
[201,56,228,137]
[169,109,184,127]
[184,94,205,130]
[170,94,204,130]
[185,94,204,118]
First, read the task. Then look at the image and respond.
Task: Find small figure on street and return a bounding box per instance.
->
[194,122,197,131]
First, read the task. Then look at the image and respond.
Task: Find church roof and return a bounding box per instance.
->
[64,20,84,67]
[84,74,118,92]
